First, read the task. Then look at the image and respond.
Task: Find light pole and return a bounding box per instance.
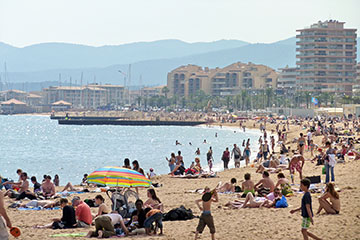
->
[118,70,127,105]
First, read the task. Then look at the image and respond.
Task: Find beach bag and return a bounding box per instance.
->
[306,176,321,184]
[275,195,288,208]
[163,205,195,221]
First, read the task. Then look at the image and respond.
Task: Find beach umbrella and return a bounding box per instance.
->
[88,166,151,188]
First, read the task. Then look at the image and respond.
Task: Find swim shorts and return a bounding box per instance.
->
[301,217,311,229]
[290,162,302,173]
[196,212,215,234]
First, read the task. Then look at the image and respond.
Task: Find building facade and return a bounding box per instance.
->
[277,66,298,94]
[167,62,278,97]
[43,86,108,109]
[296,20,357,95]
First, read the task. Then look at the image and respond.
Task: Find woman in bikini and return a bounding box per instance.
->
[317,182,340,214]
[144,189,163,212]
[93,195,109,218]
[298,133,306,155]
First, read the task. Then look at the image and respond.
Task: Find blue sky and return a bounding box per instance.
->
[1,0,359,47]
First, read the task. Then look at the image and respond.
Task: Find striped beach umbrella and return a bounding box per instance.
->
[88,166,151,188]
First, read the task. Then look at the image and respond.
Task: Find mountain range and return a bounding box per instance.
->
[0,37,359,91]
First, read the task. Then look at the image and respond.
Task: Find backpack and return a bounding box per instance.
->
[163,205,195,221]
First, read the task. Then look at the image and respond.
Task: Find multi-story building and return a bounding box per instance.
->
[277,66,298,94]
[296,20,357,95]
[43,85,108,109]
[87,84,125,106]
[167,62,278,97]
[141,85,166,97]
[353,63,360,94]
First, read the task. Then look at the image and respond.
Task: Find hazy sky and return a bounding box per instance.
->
[1,0,359,47]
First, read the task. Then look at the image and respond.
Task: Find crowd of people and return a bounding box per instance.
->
[1,115,358,240]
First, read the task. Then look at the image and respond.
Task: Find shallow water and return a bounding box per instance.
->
[0,115,261,184]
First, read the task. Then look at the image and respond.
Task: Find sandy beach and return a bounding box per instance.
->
[3,119,360,240]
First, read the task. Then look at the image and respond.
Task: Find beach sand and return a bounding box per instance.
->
[4,120,360,240]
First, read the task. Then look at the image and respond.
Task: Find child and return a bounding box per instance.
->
[290,178,322,240]
[147,168,156,179]
[144,208,163,235]
[195,188,218,240]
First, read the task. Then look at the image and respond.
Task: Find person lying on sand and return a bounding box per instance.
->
[15,199,60,209]
[216,178,236,193]
[61,182,88,192]
[225,188,281,209]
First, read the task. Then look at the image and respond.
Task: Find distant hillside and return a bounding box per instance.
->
[0,39,249,72]
[1,37,359,90]
[3,42,295,87]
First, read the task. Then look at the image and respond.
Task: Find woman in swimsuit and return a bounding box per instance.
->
[244,143,251,167]
[317,183,340,214]
[93,195,109,218]
[144,189,163,212]
[298,133,306,155]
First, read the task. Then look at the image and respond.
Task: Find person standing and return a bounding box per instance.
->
[0,192,11,239]
[324,141,336,183]
[290,178,322,240]
[262,141,270,161]
[231,144,241,168]
[207,147,214,172]
[221,148,230,170]
[244,142,251,167]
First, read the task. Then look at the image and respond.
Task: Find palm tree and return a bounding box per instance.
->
[161,86,170,99]
[265,88,273,108]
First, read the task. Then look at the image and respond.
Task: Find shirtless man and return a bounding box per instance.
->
[289,154,305,184]
[0,192,11,239]
[5,172,29,199]
[195,189,218,240]
[254,171,275,196]
[216,178,236,193]
[241,173,255,197]
[41,175,56,198]
[175,151,184,166]
[231,144,241,168]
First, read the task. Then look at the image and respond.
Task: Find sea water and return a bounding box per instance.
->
[0,115,261,184]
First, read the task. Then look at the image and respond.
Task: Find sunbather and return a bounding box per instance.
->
[216,178,236,193]
[317,183,340,215]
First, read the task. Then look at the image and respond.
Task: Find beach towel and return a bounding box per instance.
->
[49,233,86,237]
[18,207,60,211]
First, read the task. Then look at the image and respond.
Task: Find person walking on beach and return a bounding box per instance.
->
[207,147,214,172]
[289,154,305,184]
[221,147,230,170]
[0,191,11,239]
[231,144,241,168]
[244,143,251,167]
[324,141,336,183]
[290,178,322,240]
[195,188,218,240]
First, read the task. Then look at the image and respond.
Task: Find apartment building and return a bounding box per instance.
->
[141,85,166,97]
[296,20,357,94]
[167,62,278,97]
[277,66,298,94]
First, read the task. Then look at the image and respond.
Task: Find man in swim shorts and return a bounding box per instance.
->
[231,144,241,168]
[289,155,305,184]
